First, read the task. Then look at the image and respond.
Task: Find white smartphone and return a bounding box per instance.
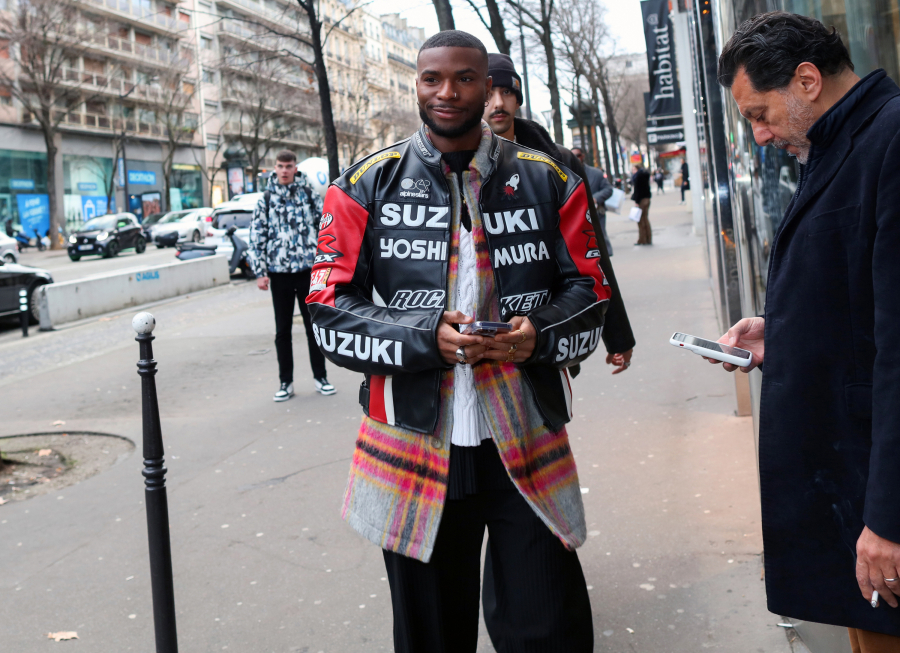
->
[669,332,753,367]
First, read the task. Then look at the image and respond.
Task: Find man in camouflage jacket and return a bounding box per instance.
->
[250,149,336,401]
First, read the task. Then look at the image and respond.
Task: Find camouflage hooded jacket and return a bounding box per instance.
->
[249,173,324,277]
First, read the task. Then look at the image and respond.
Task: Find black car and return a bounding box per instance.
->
[0,258,53,323]
[67,212,146,261]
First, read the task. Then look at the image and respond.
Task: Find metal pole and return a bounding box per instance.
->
[19,288,28,337]
[133,312,179,653]
[122,130,130,218]
[517,2,532,120]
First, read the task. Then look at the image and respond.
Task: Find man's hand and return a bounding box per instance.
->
[482,316,536,363]
[704,317,765,372]
[257,276,270,291]
[437,311,487,366]
[857,526,900,608]
[606,348,633,374]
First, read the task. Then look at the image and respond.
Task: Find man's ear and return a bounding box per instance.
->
[794,62,824,102]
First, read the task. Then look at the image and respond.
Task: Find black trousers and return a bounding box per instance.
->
[269,270,327,383]
[382,442,594,653]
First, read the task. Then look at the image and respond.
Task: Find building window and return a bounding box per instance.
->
[201,36,213,50]
[202,69,215,84]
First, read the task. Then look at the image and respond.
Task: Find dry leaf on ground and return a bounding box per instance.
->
[38,449,52,456]
[47,632,78,641]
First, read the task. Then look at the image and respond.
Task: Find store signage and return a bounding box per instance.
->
[128,170,157,185]
[644,93,685,144]
[77,182,98,191]
[16,194,49,237]
[10,179,34,190]
[81,196,114,221]
[642,0,682,119]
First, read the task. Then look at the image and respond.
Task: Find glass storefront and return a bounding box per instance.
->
[63,155,116,231]
[0,150,48,237]
[170,164,204,210]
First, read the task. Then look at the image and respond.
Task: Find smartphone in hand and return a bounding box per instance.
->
[464,321,513,337]
[670,332,753,367]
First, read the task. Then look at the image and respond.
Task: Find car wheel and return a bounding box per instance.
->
[28,281,47,324]
[241,260,256,279]
[135,236,146,254]
[68,253,81,262]
[191,230,201,243]
[156,244,164,249]
[3,252,16,264]
[105,241,119,258]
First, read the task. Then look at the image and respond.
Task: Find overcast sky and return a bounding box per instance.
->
[366,0,648,134]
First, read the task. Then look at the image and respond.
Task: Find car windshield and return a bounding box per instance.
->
[158,210,193,224]
[81,216,117,231]
[213,211,253,230]
[143,212,166,226]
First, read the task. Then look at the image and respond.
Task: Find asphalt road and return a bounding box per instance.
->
[0,191,802,652]
[15,243,183,284]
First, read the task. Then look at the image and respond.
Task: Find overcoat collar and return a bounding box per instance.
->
[784,70,900,226]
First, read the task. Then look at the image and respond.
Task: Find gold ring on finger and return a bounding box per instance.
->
[508,344,518,354]
[518,330,527,343]
[506,351,515,362]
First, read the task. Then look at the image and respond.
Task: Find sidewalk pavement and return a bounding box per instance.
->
[0,190,798,652]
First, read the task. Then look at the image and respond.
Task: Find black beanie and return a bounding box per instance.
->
[487,53,523,105]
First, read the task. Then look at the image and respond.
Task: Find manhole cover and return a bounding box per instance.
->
[0,432,134,503]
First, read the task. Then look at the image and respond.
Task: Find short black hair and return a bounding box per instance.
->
[718,11,853,91]
[275,150,297,163]
[418,30,488,67]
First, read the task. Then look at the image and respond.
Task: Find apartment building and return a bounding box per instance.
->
[0,0,427,234]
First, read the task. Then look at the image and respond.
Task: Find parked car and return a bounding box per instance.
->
[147,208,214,248]
[0,232,19,263]
[204,194,261,255]
[67,212,145,261]
[0,258,53,323]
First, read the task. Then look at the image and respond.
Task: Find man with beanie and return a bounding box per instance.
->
[484,52,635,373]
[250,150,336,401]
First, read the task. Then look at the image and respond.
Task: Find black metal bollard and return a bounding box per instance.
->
[19,288,28,337]
[133,312,179,653]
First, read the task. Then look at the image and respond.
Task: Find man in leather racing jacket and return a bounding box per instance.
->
[307,31,608,653]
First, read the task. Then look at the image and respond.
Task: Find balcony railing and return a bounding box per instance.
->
[82,0,189,33]
[60,68,189,105]
[387,52,416,70]
[24,109,169,137]
[87,32,191,68]
[215,0,299,28]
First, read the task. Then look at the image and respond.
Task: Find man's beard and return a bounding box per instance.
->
[772,91,815,164]
[419,104,484,139]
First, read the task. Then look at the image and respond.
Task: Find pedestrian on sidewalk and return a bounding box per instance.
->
[680,158,690,204]
[249,150,335,401]
[654,168,665,193]
[308,31,610,653]
[631,164,652,245]
[714,12,900,650]
[481,53,633,374]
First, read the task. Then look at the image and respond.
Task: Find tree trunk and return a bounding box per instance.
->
[40,117,60,249]
[431,0,455,31]
[485,0,510,54]
[597,79,621,178]
[302,0,340,182]
[591,85,613,174]
[538,8,564,144]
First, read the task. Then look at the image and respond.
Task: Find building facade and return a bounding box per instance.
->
[0,0,426,234]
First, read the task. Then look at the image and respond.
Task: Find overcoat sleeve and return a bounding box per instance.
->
[863,130,900,543]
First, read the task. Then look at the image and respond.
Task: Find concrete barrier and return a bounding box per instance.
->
[39,255,230,329]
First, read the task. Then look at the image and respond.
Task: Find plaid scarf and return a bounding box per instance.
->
[341,125,586,562]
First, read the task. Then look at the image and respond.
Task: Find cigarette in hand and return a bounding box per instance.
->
[872,590,880,608]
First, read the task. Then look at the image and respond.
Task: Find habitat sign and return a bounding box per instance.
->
[642,0,681,119]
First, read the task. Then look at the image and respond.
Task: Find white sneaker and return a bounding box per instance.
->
[274,382,294,402]
[314,377,336,396]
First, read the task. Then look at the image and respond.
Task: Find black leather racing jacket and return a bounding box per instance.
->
[306,125,611,434]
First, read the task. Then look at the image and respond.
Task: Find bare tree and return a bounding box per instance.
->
[463,0,511,54]
[192,125,225,205]
[505,0,563,143]
[154,64,201,211]
[220,42,317,185]
[431,0,455,31]
[0,0,112,246]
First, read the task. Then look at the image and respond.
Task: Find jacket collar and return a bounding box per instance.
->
[783,70,900,225]
[414,122,501,176]
[512,118,562,160]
